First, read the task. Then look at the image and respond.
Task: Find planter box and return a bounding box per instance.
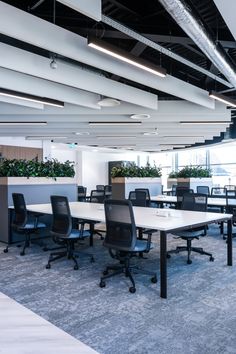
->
[0,177,77,244]
[112,177,162,200]
[176,178,213,193]
[167,178,177,189]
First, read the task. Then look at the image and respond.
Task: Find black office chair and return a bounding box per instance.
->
[10,193,46,256]
[90,190,106,203]
[104,185,112,199]
[211,187,226,197]
[129,190,147,207]
[196,185,210,196]
[175,186,194,209]
[224,190,236,239]
[96,185,105,191]
[167,193,214,264]
[224,185,236,192]
[46,195,94,270]
[99,199,157,293]
[135,188,151,207]
[171,184,177,196]
[77,186,87,202]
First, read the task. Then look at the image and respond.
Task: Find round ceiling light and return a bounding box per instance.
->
[97,98,121,107]
[130,114,150,120]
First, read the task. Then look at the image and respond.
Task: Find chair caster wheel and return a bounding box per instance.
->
[103,270,109,275]
[187,259,192,264]
[223,236,227,240]
[166,254,171,259]
[3,248,8,253]
[20,251,25,256]
[99,280,106,288]
[151,276,157,284]
[43,247,48,252]
[129,286,136,294]
[209,256,214,262]
[74,265,79,270]
[46,264,51,269]
[90,256,95,263]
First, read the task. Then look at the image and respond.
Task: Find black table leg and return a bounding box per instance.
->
[160,230,167,299]
[89,223,94,247]
[227,219,232,266]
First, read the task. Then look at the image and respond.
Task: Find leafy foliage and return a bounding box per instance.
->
[111,162,162,178]
[0,158,75,179]
[169,165,212,178]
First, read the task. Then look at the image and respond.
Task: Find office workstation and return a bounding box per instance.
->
[1,0,236,353]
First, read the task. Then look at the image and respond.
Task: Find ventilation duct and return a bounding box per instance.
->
[159,0,236,88]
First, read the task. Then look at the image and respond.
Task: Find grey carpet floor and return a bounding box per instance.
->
[0,225,236,354]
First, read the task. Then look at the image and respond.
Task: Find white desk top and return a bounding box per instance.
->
[0,292,98,354]
[27,201,232,233]
[152,195,228,207]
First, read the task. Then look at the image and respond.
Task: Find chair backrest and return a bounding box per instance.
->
[211,187,226,197]
[12,193,27,227]
[196,185,210,196]
[90,190,106,203]
[96,185,105,191]
[226,190,236,225]
[181,193,207,212]
[50,195,72,237]
[171,184,177,196]
[104,185,112,199]
[104,199,137,252]
[224,185,236,191]
[77,186,87,201]
[129,190,147,207]
[135,188,151,200]
[176,186,194,209]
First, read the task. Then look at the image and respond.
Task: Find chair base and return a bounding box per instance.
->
[99,257,157,293]
[46,246,94,270]
[167,240,214,264]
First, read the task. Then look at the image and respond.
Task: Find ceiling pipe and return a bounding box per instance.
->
[102,15,232,88]
[158,0,236,89]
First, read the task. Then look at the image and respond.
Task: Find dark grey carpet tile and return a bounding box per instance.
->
[0,225,236,354]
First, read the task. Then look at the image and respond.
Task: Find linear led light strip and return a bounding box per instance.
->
[89,121,142,126]
[26,136,67,140]
[0,121,47,126]
[88,36,166,78]
[0,88,64,108]
[180,121,232,125]
[209,91,236,108]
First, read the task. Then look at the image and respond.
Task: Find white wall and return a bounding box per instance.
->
[77,150,141,194]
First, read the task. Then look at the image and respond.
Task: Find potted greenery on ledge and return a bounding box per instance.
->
[0,158,77,245]
[0,158,75,180]
[111,162,162,199]
[168,165,212,192]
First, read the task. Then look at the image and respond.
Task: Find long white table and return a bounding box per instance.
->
[27,202,233,299]
[0,292,98,354]
[151,195,228,208]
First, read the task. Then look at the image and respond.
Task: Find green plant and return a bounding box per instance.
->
[169,165,212,178]
[111,162,162,178]
[0,158,75,179]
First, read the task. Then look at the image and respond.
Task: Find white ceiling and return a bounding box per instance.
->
[0,1,232,152]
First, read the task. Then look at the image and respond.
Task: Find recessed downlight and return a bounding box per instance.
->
[143,131,158,136]
[97,98,120,107]
[75,132,90,136]
[130,114,150,120]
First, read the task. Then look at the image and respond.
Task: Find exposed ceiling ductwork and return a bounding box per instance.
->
[159,0,236,89]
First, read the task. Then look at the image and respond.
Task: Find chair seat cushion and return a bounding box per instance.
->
[18,222,46,230]
[133,239,154,252]
[64,229,91,239]
[173,230,204,238]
